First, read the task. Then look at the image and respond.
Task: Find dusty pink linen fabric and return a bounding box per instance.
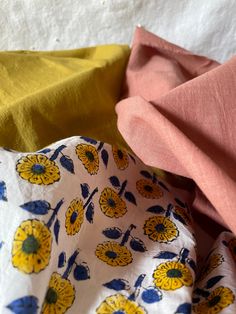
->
[122,26,219,101]
[116,27,236,237]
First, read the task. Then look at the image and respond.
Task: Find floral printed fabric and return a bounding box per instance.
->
[0,136,235,314]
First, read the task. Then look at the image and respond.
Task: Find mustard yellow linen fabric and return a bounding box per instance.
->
[0,45,130,151]
[0,44,192,191]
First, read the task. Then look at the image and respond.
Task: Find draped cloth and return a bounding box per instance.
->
[116,27,236,246]
[0,45,130,151]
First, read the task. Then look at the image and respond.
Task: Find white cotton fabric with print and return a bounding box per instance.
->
[0,136,235,314]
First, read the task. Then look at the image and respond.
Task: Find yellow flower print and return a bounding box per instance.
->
[16,154,60,185]
[174,206,192,225]
[42,272,75,314]
[200,254,224,279]
[95,241,132,266]
[65,199,84,236]
[112,146,129,170]
[228,238,236,262]
[193,286,235,314]
[136,179,163,199]
[12,219,52,274]
[99,187,127,218]
[75,144,99,175]
[153,261,193,290]
[144,216,179,243]
[96,294,146,314]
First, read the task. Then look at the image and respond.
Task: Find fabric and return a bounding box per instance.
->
[116,27,236,243]
[0,136,235,314]
[2,0,236,63]
[0,45,130,152]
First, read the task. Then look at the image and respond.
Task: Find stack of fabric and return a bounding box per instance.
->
[0,27,235,314]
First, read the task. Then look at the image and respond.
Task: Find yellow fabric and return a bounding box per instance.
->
[0,45,192,191]
[0,45,130,151]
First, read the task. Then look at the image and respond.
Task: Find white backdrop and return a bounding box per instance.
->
[1,0,236,62]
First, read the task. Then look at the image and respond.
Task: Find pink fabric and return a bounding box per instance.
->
[116,27,236,236]
[123,27,219,101]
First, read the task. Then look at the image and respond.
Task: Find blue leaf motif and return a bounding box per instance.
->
[179,248,189,264]
[205,276,224,289]
[158,181,169,191]
[58,252,66,268]
[146,205,165,214]
[121,229,130,245]
[60,155,75,174]
[175,303,191,314]
[188,259,197,273]
[194,288,210,298]
[153,251,178,259]
[20,200,50,215]
[130,238,146,252]
[74,263,90,281]
[173,212,187,225]
[80,183,90,199]
[141,288,162,304]
[50,145,66,161]
[103,279,130,291]
[128,293,135,301]
[97,142,104,151]
[102,227,122,239]
[37,148,51,154]
[124,191,137,205]
[101,149,109,167]
[80,136,98,145]
[86,202,94,223]
[7,296,38,314]
[109,176,121,188]
[54,219,60,244]
[0,181,7,201]
[134,274,146,288]
[140,170,152,179]
[175,198,186,208]
[67,250,79,270]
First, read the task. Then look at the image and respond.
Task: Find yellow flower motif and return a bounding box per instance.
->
[174,206,192,225]
[112,146,129,170]
[75,144,99,175]
[193,286,235,314]
[144,216,179,243]
[12,219,52,274]
[136,179,163,199]
[16,154,60,185]
[42,272,75,314]
[99,187,127,218]
[228,238,236,262]
[153,261,193,290]
[65,199,84,236]
[95,241,132,266]
[200,254,224,279]
[96,294,146,314]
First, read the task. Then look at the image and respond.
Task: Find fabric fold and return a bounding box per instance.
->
[116,27,236,237]
[0,45,130,151]
[123,26,219,101]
